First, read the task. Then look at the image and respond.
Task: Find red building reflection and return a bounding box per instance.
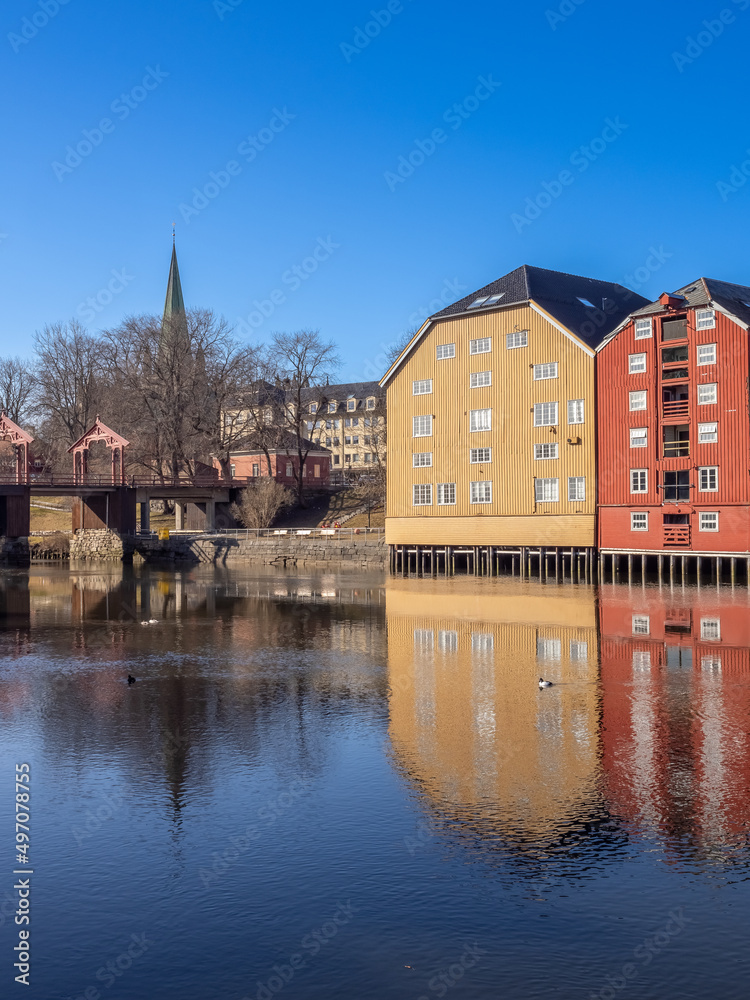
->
[600,585,750,855]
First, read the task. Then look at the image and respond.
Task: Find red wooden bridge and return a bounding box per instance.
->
[0,414,244,537]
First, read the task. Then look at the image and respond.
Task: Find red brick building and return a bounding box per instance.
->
[597,279,750,563]
[216,433,331,487]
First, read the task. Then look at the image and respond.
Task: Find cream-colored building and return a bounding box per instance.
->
[380,265,647,557]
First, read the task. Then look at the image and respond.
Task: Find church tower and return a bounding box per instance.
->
[160,234,190,354]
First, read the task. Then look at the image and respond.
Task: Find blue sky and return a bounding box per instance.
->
[2,0,749,381]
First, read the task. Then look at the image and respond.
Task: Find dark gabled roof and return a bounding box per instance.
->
[296,381,381,406]
[629,277,750,328]
[430,264,650,349]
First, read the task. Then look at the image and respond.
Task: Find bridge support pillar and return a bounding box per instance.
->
[72,489,136,533]
[139,501,150,533]
[175,504,185,530]
[205,498,216,531]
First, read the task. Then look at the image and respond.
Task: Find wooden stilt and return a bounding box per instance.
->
[717,556,722,588]
[682,556,686,587]
[641,553,647,587]
[731,557,736,588]
[628,553,633,586]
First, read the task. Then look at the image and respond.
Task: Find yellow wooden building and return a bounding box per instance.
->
[380,265,648,575]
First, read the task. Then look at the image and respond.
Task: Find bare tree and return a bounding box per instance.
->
[266,330,341,504]
[31,321,106,470]
[230,479,291,529]
[103,309,260,481]
[0,357,34,426]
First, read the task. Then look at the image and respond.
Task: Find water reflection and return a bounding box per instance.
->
[387,580,607,868]
[599,585,750,864]
[387,577,750,873]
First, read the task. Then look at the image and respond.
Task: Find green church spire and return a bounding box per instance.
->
[163,236,186,324]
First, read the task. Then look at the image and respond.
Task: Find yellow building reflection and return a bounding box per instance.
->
[387,579,601,850]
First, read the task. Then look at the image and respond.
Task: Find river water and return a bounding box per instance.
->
[1,564,748,999]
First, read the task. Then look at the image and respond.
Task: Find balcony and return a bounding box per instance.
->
[662,383,689,420]
[664,525,691,547]
[663,425,689,458]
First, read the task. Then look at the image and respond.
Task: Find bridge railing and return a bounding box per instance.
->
[0,473,252,488]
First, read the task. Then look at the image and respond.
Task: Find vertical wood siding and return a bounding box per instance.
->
[386,304,595,545]
[597,307,750,552]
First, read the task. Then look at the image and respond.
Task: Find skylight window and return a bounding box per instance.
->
[467,293,505,309]
[577,297,596,309]
[484,293,505,305]
[468,296,489,309]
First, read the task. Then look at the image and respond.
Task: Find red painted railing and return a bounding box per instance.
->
[662,399,689,418]
[663,525,691,547]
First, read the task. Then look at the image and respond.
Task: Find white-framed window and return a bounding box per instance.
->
[438,630,458,653]
[570,641,588,662]
[698,422,717,443]
[364,453,372,463]
[699,511,719,532]
[470,447,492,464]
[506,331,528,349]
[701,618,721,641]
[413,415,433,437]
[470,408,492,432]
[309,402,318,414]
[533,401,558,426]
[698,383,717,405]
[568,477,585,501]
[413,452,432,468]
[347,398,357,411]
[366,397,376,409]
[413,484,433,506]
[630,469,648,493]
[412,379,433,396]
[471,633,494,652]
[437,482,456,505]
[535,478,559,503]
[568,399,584,424]
[470,337,491,355]
[632,615,650,635]
[631,512,648,531]
[629,353,647,373]
[230,464,236,478]
[699,466,718,492]
[635,318,653,339]
[286,463,293,477]
[696,308,716,330]
[633,650,651,670]
[533,362,558,380]
[697,343,717,366]
[414,629,434,651]
[436,343,455,360]
[537,637,561,661]
[251,463,259,477]
[629,390,647,411]
[630,427,647,448]
[534,442,559,460]
[328,401,337,413]
[470,370,492,388]
[470,481,492,504]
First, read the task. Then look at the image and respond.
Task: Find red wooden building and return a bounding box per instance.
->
[597,278,750,576]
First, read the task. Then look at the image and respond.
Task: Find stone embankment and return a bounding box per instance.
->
[63,529,386,569]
